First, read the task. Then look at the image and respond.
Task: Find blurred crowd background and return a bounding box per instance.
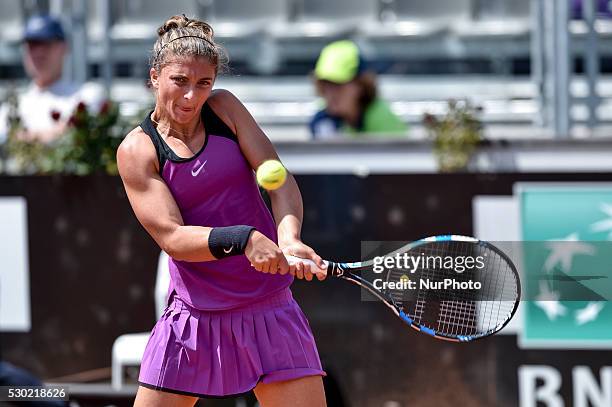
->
[1,0,612,148]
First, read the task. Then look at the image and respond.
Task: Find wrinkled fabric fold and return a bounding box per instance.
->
[139,288,325,397]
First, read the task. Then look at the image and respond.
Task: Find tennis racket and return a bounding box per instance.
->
[287,235,520,342]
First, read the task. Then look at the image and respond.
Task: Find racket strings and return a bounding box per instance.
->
[433,241,479,337]
[381,241,519,339]
[438,301,477,334]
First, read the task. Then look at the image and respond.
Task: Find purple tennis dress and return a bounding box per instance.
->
[137,101,325,397]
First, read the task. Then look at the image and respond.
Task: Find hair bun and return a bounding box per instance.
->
[151,15,227,75]
[157,14,214,40]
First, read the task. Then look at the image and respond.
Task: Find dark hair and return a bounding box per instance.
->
[314,71,378,113]
[150,15,228,75]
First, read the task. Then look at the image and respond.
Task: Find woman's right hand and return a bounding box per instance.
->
[245,230,290,275]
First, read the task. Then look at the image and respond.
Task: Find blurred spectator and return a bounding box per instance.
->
[309,40,407,139]
[571,0,612,19]
[0,362,67,406]
[0,14,104,144]
[0,280,68,406]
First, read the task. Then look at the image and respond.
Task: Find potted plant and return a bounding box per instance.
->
[423,99,483,172]
[2,90,130,175]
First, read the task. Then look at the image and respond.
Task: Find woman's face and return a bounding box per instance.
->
[319,80,361,118]
[150,56,216,124]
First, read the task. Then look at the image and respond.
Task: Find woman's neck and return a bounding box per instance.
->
[151,108,201,141]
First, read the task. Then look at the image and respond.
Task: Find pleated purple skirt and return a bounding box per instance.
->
[138,288,325,398]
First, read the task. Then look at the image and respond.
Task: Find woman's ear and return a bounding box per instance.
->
[150,68,159,89]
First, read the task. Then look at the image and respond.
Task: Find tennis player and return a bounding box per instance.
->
[117,15,327,407]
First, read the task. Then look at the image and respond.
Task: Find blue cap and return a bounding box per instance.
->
[23,14,65,42]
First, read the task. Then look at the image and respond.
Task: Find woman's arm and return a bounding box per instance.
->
[208,90,325,280]
[117,127,283,271]
[117,128,215,262]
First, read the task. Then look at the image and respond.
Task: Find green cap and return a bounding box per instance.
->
[314,40,362,84]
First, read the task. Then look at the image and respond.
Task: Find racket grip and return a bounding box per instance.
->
[285,255,329,275]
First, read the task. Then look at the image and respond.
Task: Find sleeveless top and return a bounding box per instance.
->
[140,102,293,310]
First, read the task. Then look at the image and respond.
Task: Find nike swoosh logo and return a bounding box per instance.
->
[191,160,207,177]
[223,247,232,254]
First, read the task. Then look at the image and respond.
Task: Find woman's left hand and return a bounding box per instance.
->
[280,241,327,281]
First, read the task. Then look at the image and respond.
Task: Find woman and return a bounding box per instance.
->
[117,15,327,407]
[310,40,407,139]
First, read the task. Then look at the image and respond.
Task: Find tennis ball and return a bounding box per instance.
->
[256,160,287,191]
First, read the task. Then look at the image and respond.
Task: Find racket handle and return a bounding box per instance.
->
[285,255,329,275]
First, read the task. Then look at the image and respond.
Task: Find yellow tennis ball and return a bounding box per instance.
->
[256,160,287,191]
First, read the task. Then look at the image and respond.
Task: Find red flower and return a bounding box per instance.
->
[99,100,111,115]
[68,115,81,127]
[76,102,87,113]
[423,113,438,128]
[50,110,61,121]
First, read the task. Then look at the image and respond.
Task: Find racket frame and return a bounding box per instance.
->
[290,235,521,342]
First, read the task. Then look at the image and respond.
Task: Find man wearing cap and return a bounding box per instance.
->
[310,40,407,139]
[0,14,104,143]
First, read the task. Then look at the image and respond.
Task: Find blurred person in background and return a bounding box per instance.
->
[571,0,612,19]
[0,14,104,144]
[0,361,67,406]
[0,283,68,406]
[309,40,407,139]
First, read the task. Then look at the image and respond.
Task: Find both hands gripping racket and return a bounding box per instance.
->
[287,235,520,342]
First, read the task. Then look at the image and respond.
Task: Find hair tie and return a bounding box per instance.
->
[155,35,215,61]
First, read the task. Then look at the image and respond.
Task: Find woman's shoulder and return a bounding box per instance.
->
[208,88,238,105]
[207,88,241,114]
[121,126,152,150]
[205,89,242,134]
[117,126,158,168]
